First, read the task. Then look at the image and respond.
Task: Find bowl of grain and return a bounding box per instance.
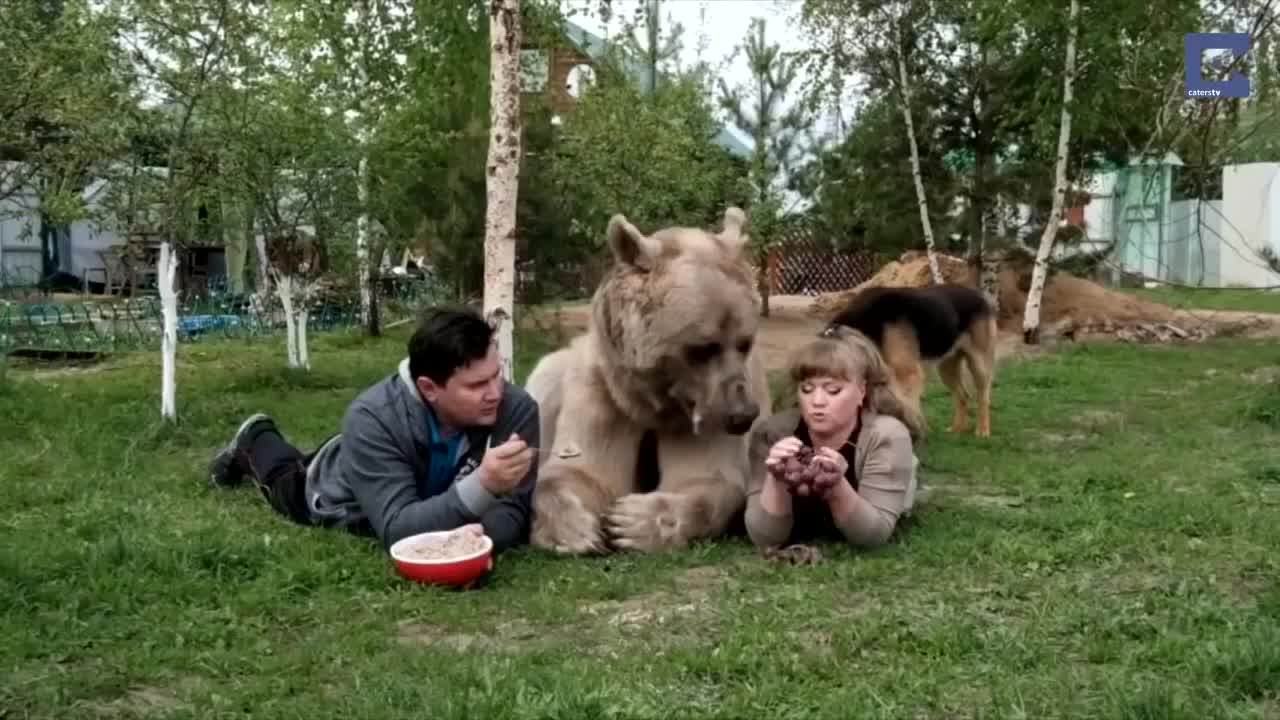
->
[388,528,494,586]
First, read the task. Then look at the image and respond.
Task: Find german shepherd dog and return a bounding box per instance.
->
[826,283,997,438]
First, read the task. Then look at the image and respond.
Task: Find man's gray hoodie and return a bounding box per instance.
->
[302,358,539,553]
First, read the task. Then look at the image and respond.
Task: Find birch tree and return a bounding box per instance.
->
[717,17,811,317]
[271,0,414,338]
[889,11,943,284]
[1021,0,1079,345]
[353,0,376,337]
[214,67,355,370]
[484,0,522,382]
[106,0,250,422]
[796,0,944,283]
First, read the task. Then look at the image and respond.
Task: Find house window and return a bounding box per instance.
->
[565,63,596,99]
[520,49,547,92]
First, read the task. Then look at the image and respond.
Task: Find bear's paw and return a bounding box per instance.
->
[531,482,609,555]
[605,492,691,551]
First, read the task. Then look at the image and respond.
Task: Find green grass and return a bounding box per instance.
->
[4,325,1280,719]
[1127,286,1280,314]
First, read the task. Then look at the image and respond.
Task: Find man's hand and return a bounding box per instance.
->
[455,524,494,572]
[457,523,487,537]
[477,433,535,495]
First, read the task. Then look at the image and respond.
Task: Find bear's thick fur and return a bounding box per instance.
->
[525,207,773,554]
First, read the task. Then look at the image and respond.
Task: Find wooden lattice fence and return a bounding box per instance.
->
[511,225,879,302]
[765,225,877,295]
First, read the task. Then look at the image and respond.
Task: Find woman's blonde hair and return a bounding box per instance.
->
[784,324,925,441]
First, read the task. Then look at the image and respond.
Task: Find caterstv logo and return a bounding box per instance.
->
[1184,32,1252,98]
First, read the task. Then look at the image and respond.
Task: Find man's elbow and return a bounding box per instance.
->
[377,518,408,551]
[377,507,426,551]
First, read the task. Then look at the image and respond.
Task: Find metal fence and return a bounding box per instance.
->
[0,275,451,358]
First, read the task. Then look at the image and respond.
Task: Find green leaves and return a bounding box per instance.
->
[0,0,134,224]
[792,0,1236,257]
[544,72,743,250]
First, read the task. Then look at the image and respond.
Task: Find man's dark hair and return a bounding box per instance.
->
[408,305,496,384]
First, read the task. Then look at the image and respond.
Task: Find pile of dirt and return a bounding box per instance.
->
[992,263,1177,331]
[809,251,1183,338]
[809,251,973,315]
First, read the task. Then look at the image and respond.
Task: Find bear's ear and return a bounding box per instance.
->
[607,213,660,269]
[719,206,749,255]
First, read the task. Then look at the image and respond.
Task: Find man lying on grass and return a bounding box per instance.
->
[207,305,539,556]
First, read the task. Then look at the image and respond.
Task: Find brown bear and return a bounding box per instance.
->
[525,206,773,554]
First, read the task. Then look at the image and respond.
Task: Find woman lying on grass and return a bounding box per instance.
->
[745,325,923,563]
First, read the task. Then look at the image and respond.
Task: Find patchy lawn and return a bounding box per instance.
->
[1128,286,1280,315]
[3,324,1280,719]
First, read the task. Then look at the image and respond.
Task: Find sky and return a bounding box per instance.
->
[562,1,805,81]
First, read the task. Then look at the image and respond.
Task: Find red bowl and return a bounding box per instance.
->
[388,530,494,587]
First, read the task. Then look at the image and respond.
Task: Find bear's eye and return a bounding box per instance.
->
[685,342,721,364]
[737,339,752,355]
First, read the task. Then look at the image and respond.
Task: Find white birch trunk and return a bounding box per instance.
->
[255,233,271,295]
[354,0,375,336]
[158,241,179,422]
[1022,0,1079,344]
[895,34,943,285]
[253,233,271,323]
[483,0,522,382]
[356,154,373,335]
[274,273,311,371]
[297,302,310,370]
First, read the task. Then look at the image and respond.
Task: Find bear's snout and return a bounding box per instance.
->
[721,377,759,434]
[727,406,759,435]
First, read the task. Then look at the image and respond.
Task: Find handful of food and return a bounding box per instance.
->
[762,543,825,565]
[777,444,843,498]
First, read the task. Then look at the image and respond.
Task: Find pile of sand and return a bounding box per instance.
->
[810,251,1180,336]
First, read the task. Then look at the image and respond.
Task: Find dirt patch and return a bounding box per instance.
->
[810,251,1176,332]
[90,677,201,716]
[579,565,732,635]
[587,592,711,630]
[1039,430,1089,445]
[394,617,544,652]
[531,295,830,372]
[536,294,1038,373]
[1073,409,1124,430]
[923,483,1026,509]
[1253,698,1280,720]
[809,251,1280,344]
[784,628,837,657]
[122,685,186,712]
[4,357,123,380]
[584,583,716,629]
[671,564,734,592]
[961,493,1026,509]
[1244,367,1280,385]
